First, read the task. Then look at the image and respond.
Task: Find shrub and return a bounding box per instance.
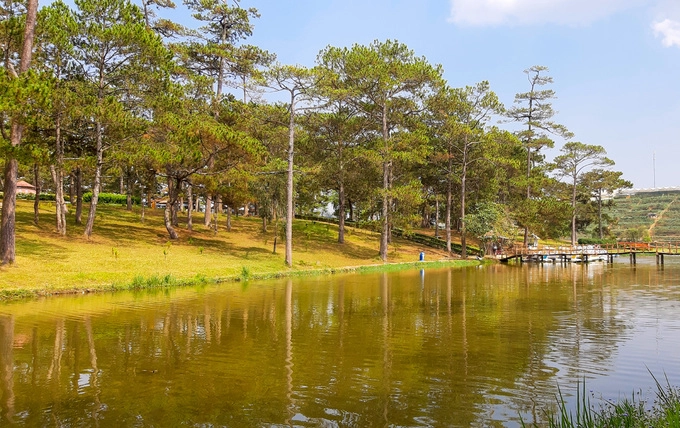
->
[1,193,57,201]
[578,238,617,245]
[82,192,140,205]
[20,193,57,201]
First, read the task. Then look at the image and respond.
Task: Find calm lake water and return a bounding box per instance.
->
[2,258,680,427]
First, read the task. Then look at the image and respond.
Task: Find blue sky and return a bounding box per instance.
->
[226,0,680,189]
[110,1,680,188]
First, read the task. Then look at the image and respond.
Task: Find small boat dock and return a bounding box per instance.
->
[498,242,680,265]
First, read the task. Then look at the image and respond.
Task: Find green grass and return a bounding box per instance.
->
[0,200,475,300]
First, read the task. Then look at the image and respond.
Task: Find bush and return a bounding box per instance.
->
[82,192,140,205]
[20,193,56,201]
[1,192,57,201]
[578,238,617,245]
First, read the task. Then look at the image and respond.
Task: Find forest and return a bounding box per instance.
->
[0,0,632,267]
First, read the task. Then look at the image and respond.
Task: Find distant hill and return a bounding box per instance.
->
[609,189,680,241]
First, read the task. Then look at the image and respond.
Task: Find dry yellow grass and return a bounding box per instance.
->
[0,200,463,298]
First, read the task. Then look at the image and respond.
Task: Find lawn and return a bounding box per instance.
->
[0,200,471,299]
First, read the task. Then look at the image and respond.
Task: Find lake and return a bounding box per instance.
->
[1,257,680,426]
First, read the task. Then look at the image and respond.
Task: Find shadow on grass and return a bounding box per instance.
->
[184,236,237,253]
[289,223,380,260]
[346,241,381,259]
[93,223,167,243]
[237,246,275,260]
[16,238,69,258]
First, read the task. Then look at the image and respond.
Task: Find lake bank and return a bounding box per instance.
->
[1,258,482,301]
[0,201,481,300]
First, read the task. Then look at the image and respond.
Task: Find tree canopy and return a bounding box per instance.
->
[0,0,634,265]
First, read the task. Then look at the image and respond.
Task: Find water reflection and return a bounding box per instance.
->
[0,261,680,426]
[1,315,14,424]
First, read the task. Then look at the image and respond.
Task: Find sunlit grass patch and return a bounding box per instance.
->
[0,200,470,299]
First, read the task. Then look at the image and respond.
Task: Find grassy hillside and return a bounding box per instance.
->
[609,191,680,241]
[0,200,471,299]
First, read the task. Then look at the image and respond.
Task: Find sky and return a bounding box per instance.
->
[146,1,679,188]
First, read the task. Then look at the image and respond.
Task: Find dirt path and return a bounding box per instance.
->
[649,197,677,236]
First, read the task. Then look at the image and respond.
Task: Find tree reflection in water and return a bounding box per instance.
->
[1,262,680,425]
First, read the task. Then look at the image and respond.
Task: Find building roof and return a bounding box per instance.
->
[16,180,35,189]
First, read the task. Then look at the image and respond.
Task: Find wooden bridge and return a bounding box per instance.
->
[498,242,680,265]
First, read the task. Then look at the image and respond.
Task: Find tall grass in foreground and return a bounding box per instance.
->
[523,373,680,427]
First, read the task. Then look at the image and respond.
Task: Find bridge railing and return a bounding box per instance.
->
[602,242,680,254]
[503,245,609,258]
[502,242,680,257]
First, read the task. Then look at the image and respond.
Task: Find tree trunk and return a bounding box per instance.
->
[167,177,177,227]
[460,141,468,259]
[420,195,430,229]
[285,95,295,268]
[523,145,531,248]
[0,160,18,264]
[164,175,179,239]
[172,201,179,227]
[141,188,146,222]
[598,189,603,239]
[51,111,66,235]
[0,0,38,264]
[83,119,104,238]
[226,207,231,232]
[186,183,193,231]
[380,158,390,261]
[216,195,222,214]
[75,167,83,225]
[125,170,132,211]
[434,199,440,239]
[68,173,75,206]
[338,181,345,244]
[50,165,66,235]
[33,164,40,225]
[379,104,390,262]
[571,175,577,246]
[83,59,109,239]
[445,149,453,254]
[204,195,212,227]
[524,98,535,248]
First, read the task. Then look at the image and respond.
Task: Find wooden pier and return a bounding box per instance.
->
[498,242,680,265]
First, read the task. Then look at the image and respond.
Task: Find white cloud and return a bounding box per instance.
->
[652,19,680,47]
[448,0,642,26]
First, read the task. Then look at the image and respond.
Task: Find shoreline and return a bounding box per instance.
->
[0,201,485,302]
[1,258,484,302]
